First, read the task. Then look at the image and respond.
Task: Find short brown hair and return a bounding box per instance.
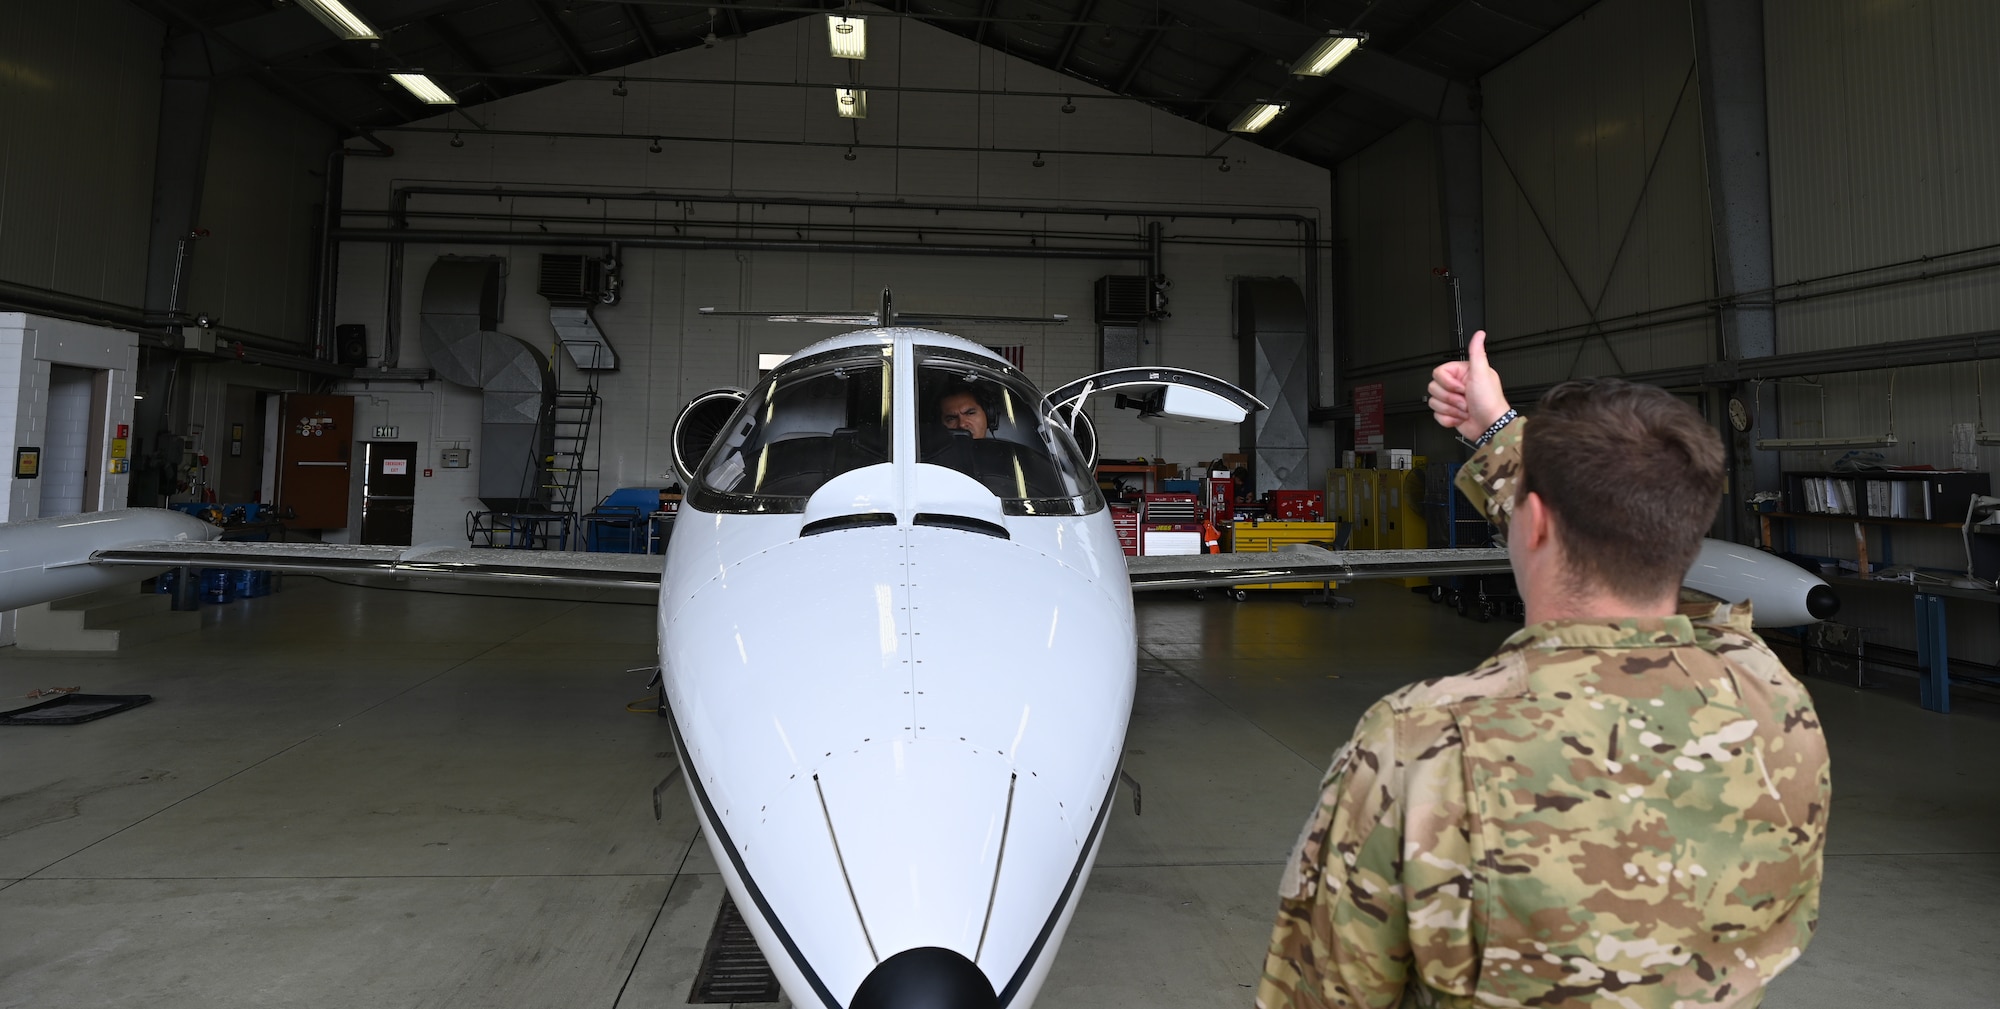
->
[1520,380,1724,602]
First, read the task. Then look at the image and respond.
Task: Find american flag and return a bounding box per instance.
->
[986,345,1026,370]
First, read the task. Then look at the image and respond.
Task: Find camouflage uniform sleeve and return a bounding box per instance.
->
[1256,700,1411,1009]
[1452,416,1526,535]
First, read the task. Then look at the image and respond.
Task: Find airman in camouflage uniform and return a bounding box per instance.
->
[1257,333,1831,1008]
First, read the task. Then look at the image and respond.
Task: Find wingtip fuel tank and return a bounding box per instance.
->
[0,508,220,612]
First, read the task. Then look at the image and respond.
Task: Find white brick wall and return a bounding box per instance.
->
[0,313,141,524]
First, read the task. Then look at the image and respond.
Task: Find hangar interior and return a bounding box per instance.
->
[3,0,1999,1006]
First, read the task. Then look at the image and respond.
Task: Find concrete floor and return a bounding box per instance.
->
[1,577,1995,1008]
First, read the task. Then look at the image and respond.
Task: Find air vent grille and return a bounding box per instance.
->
[537,254,601,306]
[1095,275,1150,322]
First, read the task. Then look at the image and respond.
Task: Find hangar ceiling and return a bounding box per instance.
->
[135,0,1599,168]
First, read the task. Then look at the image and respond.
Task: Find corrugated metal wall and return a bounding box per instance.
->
[1478,0,1715,389]
[0,0,162,305]
[1763,0,2000,598]
[332,13,1334,542]
[1338,120,1453,375]
[185,81,339,344]
[1767,0,2000,352]
[1329,0,1715,458]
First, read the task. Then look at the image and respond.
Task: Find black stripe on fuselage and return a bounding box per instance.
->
[669,703,1119,1009]
[994,772,1121,1007]
[663,706,844,1009]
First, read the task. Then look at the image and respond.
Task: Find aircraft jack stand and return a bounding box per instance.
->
[653,763,683,822]
[1302,582,1355,608]
[1119,770,1143,815]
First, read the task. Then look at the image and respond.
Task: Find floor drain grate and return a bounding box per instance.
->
[688,894,781,1004]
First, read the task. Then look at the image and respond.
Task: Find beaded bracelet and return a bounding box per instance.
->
[1474,408,1519,448]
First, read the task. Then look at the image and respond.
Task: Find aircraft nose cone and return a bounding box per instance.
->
[849,946,998,1009]
[1807,584,1840,620]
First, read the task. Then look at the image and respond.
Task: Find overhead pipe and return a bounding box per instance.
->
[0,278,348,377]
[376,185,1328,406]
[335,226,1149,261]
[388,185,1321,228]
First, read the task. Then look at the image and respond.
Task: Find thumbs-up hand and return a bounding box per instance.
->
[1427,330,1512,441]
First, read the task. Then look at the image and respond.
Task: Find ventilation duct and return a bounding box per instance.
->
[1236,278,1310,494]
[419,257,555,512]
[539,254,619,371]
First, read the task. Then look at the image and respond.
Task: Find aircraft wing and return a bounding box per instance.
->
[89,540,664,594]
[1127,545,1511,591]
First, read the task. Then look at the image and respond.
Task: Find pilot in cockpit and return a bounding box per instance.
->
[937,382,996,440]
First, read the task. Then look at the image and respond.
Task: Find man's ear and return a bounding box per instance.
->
[1522,491,1554,551]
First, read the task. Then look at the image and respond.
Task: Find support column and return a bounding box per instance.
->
[136,33,216,508]
[143,33,216,321]
[1436,81,1485,348]
[1693,0,1780,540]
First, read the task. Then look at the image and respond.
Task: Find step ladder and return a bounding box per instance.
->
[541,340,607,523]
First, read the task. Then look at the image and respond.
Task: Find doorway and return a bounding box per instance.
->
[217,386,269,505]
[360,441,418,545]
[39,365,108,518]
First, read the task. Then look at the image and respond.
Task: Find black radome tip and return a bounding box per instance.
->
[848,947,998,1009]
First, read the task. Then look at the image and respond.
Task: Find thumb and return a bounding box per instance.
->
[1467,329,1490,372]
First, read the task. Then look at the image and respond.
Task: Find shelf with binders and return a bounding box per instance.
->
[1782,470,1989,522]
[1770,470,1991,575]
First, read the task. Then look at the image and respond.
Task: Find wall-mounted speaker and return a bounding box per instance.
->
[335,324,367,367]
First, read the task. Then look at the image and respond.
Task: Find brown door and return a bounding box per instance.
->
[360,441,418,545]
[277,393,355,529]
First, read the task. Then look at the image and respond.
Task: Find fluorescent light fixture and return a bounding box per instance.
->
[1227,102,1285,133]
[1754,435,1899,450]
[828,15,867,59]
[758,353,791,371]
[297,0,379,40]
[835,87,868,119]
[391,73,456,105]
[1291,32,1363,76]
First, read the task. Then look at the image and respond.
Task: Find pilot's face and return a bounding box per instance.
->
[940,391,990,439]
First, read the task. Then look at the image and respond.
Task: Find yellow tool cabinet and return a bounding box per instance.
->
[1321,467,1431,586]
[1232,520,1344,590]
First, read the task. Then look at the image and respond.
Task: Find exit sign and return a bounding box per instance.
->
[374,425,399,438]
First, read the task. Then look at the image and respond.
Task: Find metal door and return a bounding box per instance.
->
[277,393,354,528]
[360,441,418,545]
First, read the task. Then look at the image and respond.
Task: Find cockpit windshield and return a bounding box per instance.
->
[917,346,1103,516]
[686,345,892,513]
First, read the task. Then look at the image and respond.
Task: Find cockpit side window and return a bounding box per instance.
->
[686,347,892,514]
[916,346,1104,516]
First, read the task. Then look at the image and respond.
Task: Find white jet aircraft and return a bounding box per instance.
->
[0,327,1836,1009]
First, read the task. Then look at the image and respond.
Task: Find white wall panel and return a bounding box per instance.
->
[0,0,162,305]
